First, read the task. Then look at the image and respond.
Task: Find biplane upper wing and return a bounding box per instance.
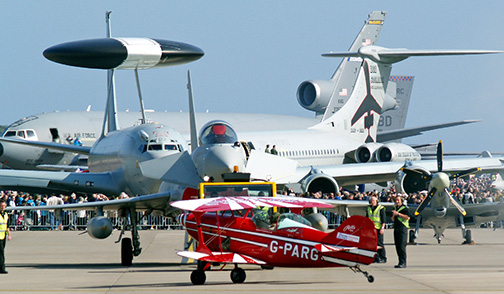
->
[170,196,334,212]
[177,251,266,265]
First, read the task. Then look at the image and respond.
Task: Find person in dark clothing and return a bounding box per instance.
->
[391,195,410,268]
[366,196,386,263]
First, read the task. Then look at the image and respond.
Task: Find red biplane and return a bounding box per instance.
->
[171,196,378,285]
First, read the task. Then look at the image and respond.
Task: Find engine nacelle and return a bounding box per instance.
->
[354,143,383,163]
[394,166,431,194]
[305,213,329,232]
[376,143,421,162]
[87,216,113,239]
[301,172,339,194]
[297,80,336,113]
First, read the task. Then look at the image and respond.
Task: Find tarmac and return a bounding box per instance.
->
[2,227,504,294]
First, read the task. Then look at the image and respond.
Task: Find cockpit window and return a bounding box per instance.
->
[26,130,36,138]
[147,144,162,151]
[17,131,25,138]
[276,213,313,230]
[3,131,16,137]
[164,144,178,150]
[199,123,238,145]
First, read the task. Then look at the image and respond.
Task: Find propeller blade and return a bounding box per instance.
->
[415,187,436,216]
[446,188,467,216]
[452,167,481,179]
[401,167,432,181]
[437,140,443,172]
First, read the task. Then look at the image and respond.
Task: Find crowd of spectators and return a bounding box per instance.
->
[0,174,501,230]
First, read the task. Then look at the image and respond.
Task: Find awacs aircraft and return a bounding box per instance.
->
[0,10,476,171]
[171,196,378,284]
[0,34,205,197]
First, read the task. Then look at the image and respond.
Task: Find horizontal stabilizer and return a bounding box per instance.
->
[177,251,266,265]
[0,137,91,155]
[36,164,89,172]
[323,46,503,64]
[245,150,298,181]
[139,151,201,188]
[377,120,480,142]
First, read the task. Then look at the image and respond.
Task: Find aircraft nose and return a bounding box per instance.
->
[434,208,447,218]
[196,145,246,181]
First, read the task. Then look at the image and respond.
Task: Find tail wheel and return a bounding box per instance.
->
[121,237,133,266]
[230,267,246,283]
[190,269,206,285]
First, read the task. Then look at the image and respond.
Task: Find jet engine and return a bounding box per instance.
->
[297,80,336,114]
[375,143,421,162]
[354,143,382,163]
[87,216,113,239]
[394,165,430,194]
[300,171,339,194]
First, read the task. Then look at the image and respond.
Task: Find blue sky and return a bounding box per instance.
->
[1,1,503,152]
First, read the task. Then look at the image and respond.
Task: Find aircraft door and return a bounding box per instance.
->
[50,128,60,143]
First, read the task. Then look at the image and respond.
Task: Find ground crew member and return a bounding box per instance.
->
[366,196,386,263]
[0,199,11,274]
[391,195,410,268]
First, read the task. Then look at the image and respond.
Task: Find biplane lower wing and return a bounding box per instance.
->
[177,251,266,265]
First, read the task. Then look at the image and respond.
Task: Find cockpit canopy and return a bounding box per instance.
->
[199,120,238,145]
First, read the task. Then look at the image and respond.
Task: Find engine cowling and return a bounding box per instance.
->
[87,216,113,239]
[376,143,421,162]
[297,80,336,113]
[354,143,382,163]
[301,172,339,194]
[394,165,430,194]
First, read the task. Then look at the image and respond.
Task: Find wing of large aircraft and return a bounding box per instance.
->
[0,137,91,155]
[377,120,480,142]
[281,157,504,189]
[0,169,124,195]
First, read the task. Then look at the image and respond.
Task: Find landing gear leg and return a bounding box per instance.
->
[460,215,473,244]
[350,265,374,283]
[120,208,142,266]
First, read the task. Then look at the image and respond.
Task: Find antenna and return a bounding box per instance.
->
[187,70,199,152]
[101,10,120,137]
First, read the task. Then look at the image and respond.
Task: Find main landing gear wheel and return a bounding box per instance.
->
[190,269,206,285]
[230,267,246,283]
[121,237,133,266]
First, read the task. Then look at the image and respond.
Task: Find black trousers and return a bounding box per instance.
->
[0,237,5,271]
[376,229,386,261]
[394,228,407,265]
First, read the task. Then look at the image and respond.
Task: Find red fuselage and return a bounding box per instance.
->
[181,212,377,268]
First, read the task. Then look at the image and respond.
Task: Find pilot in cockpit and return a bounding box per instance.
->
[200,123,238,145]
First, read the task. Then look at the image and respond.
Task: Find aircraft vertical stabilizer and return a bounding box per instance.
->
[320,11,386,120]
[310,58,388,144]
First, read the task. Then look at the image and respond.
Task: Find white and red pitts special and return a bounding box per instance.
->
[171,196,378,285]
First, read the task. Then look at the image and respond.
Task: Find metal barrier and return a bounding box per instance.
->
[6,210,185,231]
[6,209,392,231]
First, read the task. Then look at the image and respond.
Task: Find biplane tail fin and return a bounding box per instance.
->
[322,215,378,257]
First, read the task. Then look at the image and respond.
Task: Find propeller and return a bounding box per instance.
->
[402,141,478,216]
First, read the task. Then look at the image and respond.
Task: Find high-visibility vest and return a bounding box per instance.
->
[394,206,410,229]
[0,213,8,240]
[367,205,384,229]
